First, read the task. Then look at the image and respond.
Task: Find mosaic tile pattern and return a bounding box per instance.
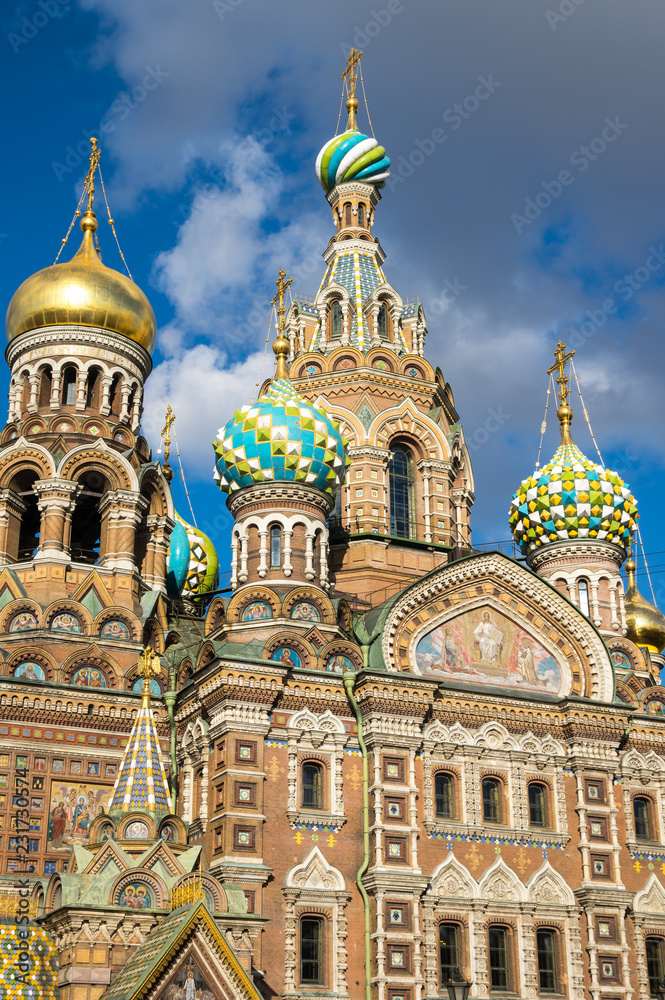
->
[166,513,219,598]
[509,439,638,552]
[213,379,350,495]
[109,698,173,816]
[0,919,60,999]
[315,129,390,191]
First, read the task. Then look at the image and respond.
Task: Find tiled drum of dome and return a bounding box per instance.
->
[214,379,350,495]
[509,441,638,552]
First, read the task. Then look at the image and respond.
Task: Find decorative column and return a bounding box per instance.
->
[49,371,62,410]
[97,491,148,572]
[33,479,80,562]
[26,374,40,413]
[257,529,269,578]
[0,489,26,564]
[75,370,87,410]
[100,375,113,416]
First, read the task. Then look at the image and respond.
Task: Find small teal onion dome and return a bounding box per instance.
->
[509,440,638,552]
[213,378,350,495]
[166,512,219,597]
[315,129,390,192]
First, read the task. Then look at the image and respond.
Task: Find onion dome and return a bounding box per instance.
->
[624,554,665,653]
[509,439,638,552]
[509,340,638,553]
[166,512,218,598]
[213,378,350,496]
[315,129,390,192]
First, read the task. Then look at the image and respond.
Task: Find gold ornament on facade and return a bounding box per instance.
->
[6,138,156,352]
[623,550,665,653]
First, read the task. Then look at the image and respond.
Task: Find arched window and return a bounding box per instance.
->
[108,374,122,418]
[528,783,548,828]
[10,471,40,561]
[389,445,415,539]
[38,367,52,408]
[488,925,511,992]
[300,916,324,985]
[330,300,342,338]
[577,578,590,616]
[634,796,653,840]
[377,302,388,338]
[358,203,365,227]
[646,938,665,995]
[434,773,453,819]
[61,367,77,406]
[482,777,502,824]
[301,762,323,809]
[439,923,460,986]
[270,525,281,568]
[536,928,559,993]
[344,202,352,227]
[86,368,101,408]
[70,471,108,565]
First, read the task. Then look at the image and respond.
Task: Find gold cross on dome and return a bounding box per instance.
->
[342,48,363,129]
[160,404,175,466]
[83,137,101,213]
[271,268,293,335]
[548,340,575,406]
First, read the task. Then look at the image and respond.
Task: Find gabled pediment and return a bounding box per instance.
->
[429,853,478,900]
[70,569,114,614]
[478,857,527,903]
[82,840,134,877]
[634,873,665,914]
[527,860,575,906]
[285,846,346,891]
[135,839,186,878]
[0,567,27,608]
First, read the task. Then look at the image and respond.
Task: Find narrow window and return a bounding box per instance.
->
[302,762,323,809]
[528,783,548,828]
[634,797,653,841]
[300,916,324,984]
[331,300,342,338]
[344,202,352,227]
[488,926,511,992]
[439,923,460,985]
[62,367,77,406]
[377,302,388,337]
[536,929,558,993]
[358,203,365,227]
[482,777,502,824]
[646,937,665,995]
[435,773,453,819]
[270,525,281,567]
[389,445,414,539]
[38,367,52,407]
[577,579,590,616]
[86,368,100,408]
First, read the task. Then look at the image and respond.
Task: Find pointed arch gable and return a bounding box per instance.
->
[428,853,479,900]
[285,846,346,891]
[57,440,137,491]
[369,398,449,461]
[0,437,56,486]
[478,856,527,904]
[634,873,665,914]
[526,860,575,906]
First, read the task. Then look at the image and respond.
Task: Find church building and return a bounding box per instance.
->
[2,52,665,1000]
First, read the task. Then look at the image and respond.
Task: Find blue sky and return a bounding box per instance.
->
[2,0,665,601]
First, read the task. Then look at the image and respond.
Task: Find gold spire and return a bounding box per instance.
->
[137,645,162,707]
[342,48,363,130]
[271,268,293,380]
[624,549,665,653]
[547,340,576,444]
[161,405,175,482]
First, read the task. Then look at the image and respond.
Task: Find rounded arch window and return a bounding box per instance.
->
[329,300,343,339]
[434,772,454,819]
[301,761,323,809]
[482,776,503,824]
[61,366,77,406]
[528,782,549,828]
[358,202,365,227]
[389,443,415,539]
[343,202,352,227]
[377,302,388,338]
[577,578,590,616]
[634,796,654,840]
[270,524,282,567]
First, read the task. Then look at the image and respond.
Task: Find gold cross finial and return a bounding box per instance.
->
[342,48,363,130]
[83,137,101,214]
[160,404,175,482]
[137,646,162,704]
[547,340,576,444]
[271,268,293,381]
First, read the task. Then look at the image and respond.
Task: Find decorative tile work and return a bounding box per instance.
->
[0,921,60,998]
[109,699,173,816]
[214,379,349,495]
[510,439,638,551]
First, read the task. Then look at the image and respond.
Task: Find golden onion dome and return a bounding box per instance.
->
[624,555,665,653]
[6,208,156,353]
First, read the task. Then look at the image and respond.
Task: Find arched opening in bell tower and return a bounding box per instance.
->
[10,470,40,561]
[70,470,109,564]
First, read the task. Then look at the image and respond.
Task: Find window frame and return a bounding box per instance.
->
[301,761,324,811]
[646,936,665,995]
[434,771,454,820]
[535,927,560,995]
[488,924,514,993]
[439,922,461,987]
[528,781,549,829]
[269,525,282,568]
[633,795,655,842]
[300,915,325,986]
[388,443,415,540]
[482,776,504,825]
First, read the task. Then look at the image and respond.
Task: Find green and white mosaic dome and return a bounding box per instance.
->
[509,439,638,552]
[213,379,350,495]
